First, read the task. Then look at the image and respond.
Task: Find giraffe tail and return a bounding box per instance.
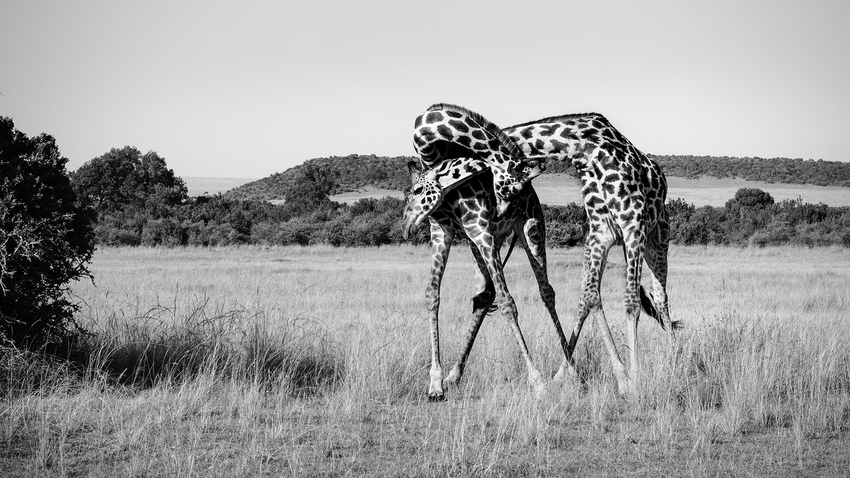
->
[639,286,683,330]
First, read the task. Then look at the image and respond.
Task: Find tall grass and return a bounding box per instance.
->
[1,245,848,476]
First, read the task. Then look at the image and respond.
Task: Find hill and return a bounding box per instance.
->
[223,154,412,201]
[223,153,850,203]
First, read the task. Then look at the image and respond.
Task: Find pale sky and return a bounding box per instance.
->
[1,0,848,178]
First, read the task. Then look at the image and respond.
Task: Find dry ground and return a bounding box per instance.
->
[2,245,849,477]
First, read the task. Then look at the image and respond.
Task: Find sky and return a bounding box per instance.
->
[1,0,848,179]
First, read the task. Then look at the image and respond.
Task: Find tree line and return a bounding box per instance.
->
[225,153,850,201]
[69,149,850,249]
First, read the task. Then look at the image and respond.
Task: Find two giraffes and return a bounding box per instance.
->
[400,104,679,401]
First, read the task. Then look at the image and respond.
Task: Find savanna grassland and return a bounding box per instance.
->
[2,245,850,477]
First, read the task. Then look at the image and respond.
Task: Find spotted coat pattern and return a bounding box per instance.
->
[412,103,544,216]
[402,162,570,401]
[409,113,676,394]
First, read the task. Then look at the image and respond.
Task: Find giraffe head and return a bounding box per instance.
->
[401,160,443,240]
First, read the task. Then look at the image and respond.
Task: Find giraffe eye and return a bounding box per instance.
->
[412,185,424,195]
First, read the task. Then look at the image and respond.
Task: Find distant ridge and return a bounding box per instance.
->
[223,153,850,201]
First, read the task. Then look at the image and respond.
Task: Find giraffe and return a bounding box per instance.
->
[408,112,680,395]
[401,159,570,401]
[412,103,545,217]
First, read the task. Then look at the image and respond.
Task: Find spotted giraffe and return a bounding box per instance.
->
[401,160,570,401]
[408,112,680,394]
[412,103,544,217]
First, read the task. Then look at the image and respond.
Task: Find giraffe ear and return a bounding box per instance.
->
[407,160,423,180]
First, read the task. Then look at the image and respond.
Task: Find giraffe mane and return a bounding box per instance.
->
[504,112,607,130]
[426,103,526,160]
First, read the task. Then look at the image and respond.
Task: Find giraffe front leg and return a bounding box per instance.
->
[474,236,546,399]
[426,220,453,402]
[517,213,573,384]
[444,244,493,389]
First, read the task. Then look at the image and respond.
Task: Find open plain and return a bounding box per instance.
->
[2,245,849,477]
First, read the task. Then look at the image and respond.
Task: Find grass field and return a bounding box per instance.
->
[2,245,849,476]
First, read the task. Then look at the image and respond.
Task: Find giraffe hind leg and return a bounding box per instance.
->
[644,218,678,332]
[581,227,631,394]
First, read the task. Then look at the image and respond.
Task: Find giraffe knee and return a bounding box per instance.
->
[581,291,601,310]
[497,301,518,320]
[624,298,641,318]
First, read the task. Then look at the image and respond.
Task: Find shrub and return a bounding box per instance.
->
[0,117,95,350]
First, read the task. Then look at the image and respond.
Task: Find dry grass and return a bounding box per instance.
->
[1,245,849,477]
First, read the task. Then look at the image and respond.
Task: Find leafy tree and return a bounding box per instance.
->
[283,164,340,217]
[0,117,95,349]
[71,146,187,216]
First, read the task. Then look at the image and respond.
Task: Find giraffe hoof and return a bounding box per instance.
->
[427,392,447,403]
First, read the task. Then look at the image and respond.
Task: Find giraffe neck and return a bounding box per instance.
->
[501,112,627,170]
[414,103,523,167]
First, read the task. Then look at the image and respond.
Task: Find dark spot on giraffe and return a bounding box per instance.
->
[538,124,559,136]
[465,116,478,128]
[451,169,461,179]
[473,142,489,151]
[550,139,568,153]
[456,135,472,148]
[414,115,423,129]
[448,119,469,133]
[599,141,616,156]
[472,130,486,141]
[603,182,617,194]
[521,127,534,140]
[585,195,603,208]
[445,110,463,118]
[425,112,444,124]
[531,139,545,152]
[436,124,454,140]
[560,129,580,142]
[620,211,635,223]
[627,183,639,194]
[622,197,631,210]
[592,161,604,179]
[608,199,622,212]
[488,138,505,152]
[592,119,606,129]
[604,173,619,183]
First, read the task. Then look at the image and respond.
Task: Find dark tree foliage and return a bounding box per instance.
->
[71,146,187,216]
[282,164,339,217]
[651,155,850,187]
[0,117,95,349]
[224,154,849,203]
